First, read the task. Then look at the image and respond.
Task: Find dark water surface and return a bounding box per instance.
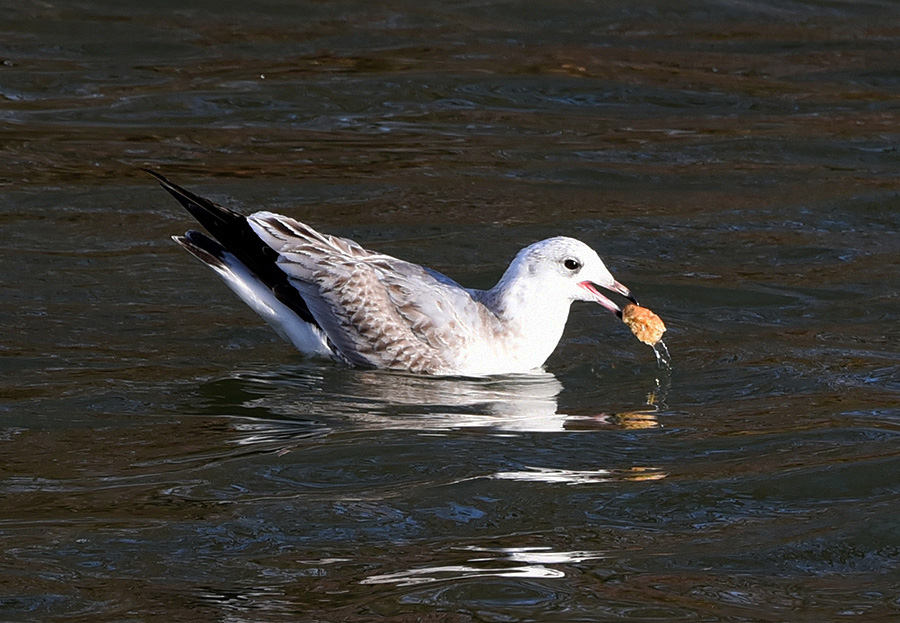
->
[2,1,899,621]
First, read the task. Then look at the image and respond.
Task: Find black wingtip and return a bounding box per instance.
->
[143,168,181,192]
[154,170,320,328]
[144,168,245,236]
[142,167,166,182]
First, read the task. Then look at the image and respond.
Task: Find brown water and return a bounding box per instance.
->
[2,2,899,621]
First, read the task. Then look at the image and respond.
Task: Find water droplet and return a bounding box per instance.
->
[648,340,672,409]
[653,340,671,371]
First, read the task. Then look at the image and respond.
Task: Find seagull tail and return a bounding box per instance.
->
[147,169,322,331]
[172,230,333,358]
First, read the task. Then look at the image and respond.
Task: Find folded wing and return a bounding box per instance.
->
[248,212,492,374]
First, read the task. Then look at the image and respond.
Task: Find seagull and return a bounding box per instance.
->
[149,171,638,376]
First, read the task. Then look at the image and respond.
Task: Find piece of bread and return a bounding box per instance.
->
[621,303,666,346]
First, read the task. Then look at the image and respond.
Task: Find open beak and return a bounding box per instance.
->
[578,280,638,317]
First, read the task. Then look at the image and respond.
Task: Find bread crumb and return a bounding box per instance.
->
[622,304,666,345]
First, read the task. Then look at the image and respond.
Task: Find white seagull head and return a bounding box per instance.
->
[502,236,636,316]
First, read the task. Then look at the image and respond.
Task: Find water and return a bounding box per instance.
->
[2,1,899,620]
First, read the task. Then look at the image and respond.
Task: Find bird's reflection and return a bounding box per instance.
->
[190,364,671,485]
[341,370,572,432]
[202,363,669,437]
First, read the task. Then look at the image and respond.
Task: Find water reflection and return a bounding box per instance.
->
[362,563,564,587]
[361,546,605,587]
[194,586,295,623]
[203,366,668,436]
[490,465,665,485]
[340,371,573,432]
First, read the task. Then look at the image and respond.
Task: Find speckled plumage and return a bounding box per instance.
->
[249,211,501,374]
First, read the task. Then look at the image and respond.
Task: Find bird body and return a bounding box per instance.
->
[151,172,637,376]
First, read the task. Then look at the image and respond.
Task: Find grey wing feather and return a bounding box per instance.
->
[247,212,488,373]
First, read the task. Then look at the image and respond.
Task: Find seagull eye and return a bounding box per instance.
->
[563,258,581,272]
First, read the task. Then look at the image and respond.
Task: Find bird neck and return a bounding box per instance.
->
[479,274,573,364]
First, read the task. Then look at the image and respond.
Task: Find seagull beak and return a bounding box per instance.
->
[608,280,638,305]
[578,280,639,316]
